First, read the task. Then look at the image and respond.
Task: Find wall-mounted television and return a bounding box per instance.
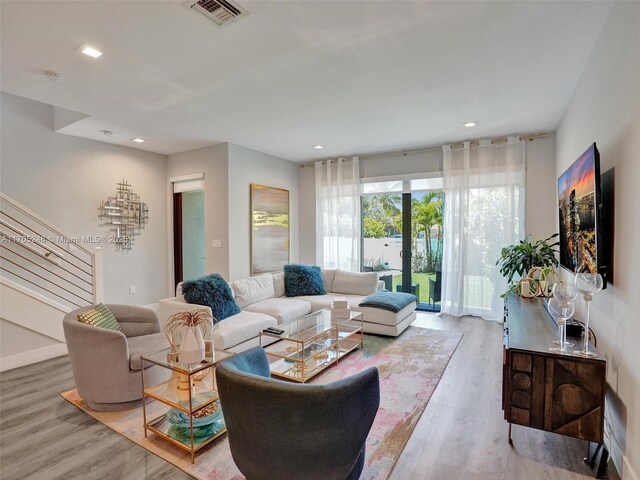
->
[558,143,607,285]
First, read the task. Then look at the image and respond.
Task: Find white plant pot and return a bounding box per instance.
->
[180,326,205,364]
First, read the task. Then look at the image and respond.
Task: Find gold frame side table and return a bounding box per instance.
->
[141,348,233,463]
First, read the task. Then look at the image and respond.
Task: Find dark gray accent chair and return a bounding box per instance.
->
[428,270,442,306]
[216,346,380,480]
[63,304,171,411]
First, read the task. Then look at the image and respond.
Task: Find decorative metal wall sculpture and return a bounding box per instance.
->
[98,180,148,250]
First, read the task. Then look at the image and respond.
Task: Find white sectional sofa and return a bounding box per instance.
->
[158,268,417,353]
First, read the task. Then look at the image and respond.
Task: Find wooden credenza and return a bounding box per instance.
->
[502,294,606,444]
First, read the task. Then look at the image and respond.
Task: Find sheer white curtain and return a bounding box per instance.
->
[315,157,361,271]
[440,138,525,321]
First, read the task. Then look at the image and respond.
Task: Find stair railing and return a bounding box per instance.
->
[0,192,103,310]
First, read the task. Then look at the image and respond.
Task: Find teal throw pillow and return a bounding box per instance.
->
[181,274,241,321]
[284,264,326,297]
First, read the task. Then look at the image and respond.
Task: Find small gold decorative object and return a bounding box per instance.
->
[516,277,539,298]
[539,267,559,297]
[176,373,194,402]
[516,267,559,298]
[166,351,180,363]
[192,368,211,383]
[291,362,308,377]
[193,401,220,419]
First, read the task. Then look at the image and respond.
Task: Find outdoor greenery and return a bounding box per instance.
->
[363,217,387,238]
[412,192,443,272]
[362,194,401,238]
[390,273,438,304]
[495,233,560,297]
[362,191,444,273]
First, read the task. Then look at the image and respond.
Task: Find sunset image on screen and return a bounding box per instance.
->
[558,145,597,274]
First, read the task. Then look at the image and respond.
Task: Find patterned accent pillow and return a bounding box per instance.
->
[181,274,241,321]
[77,304,122,332]
[284,264,326,297]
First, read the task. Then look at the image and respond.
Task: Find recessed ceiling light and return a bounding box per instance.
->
[132,138,145,143]
[77,44,103,58]
[463,121,478,128]
[313,145,324,150]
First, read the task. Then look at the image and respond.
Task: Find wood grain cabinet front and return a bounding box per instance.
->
[502,295,606,445]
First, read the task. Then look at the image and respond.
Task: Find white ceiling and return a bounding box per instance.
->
[1,1,612,162]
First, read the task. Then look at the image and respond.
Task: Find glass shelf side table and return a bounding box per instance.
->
[141,348,234,463]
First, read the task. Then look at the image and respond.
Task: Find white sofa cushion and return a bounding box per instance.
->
[231,274,275,308]
[294,294,336,311]
[272,272,285,298]
[212,311,276,350]
[243,298,312,324]
[331,269,379,296]
[321,269,336,293]
[158,297,212,330]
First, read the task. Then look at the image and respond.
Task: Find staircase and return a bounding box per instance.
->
[0,193,103,371]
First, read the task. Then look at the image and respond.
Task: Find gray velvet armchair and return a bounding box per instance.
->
[216,347,380,480]
[63,304,170,411]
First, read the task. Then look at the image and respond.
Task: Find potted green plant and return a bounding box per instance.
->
[496,234,559,297]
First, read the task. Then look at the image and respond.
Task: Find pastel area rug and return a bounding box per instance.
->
[61,326,462,480]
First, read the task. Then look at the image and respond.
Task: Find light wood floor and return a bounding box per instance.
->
[0,313,618,480]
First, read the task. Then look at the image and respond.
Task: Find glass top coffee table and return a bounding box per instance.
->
[259,308,363,383]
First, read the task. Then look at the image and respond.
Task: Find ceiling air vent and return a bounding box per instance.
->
[186,0,248,27]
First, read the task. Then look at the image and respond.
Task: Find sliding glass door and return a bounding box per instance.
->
[361,179,443,312]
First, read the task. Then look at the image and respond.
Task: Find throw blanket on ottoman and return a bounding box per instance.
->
[360,290,417,313]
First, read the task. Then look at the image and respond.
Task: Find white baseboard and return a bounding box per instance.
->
[622,454,639,480]
[606,427,638,480]
[0,343,68,372]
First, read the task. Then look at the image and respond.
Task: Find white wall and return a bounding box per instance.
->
[298,137,557,265]
[167,142,298,283]
[298,165,317,264]
[167,144,230,282]
[525,133,557,240]
[359,149,442,179]
[0,91,170,365]
[0,318,58,356]
[1,92,169,304]
[227,143,299,280]
[555,4,640,479]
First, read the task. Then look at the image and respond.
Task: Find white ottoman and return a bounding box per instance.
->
[350,300,418,337]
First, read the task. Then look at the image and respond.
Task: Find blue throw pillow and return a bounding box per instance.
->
[181,274,240,321]
[284,264,326,297]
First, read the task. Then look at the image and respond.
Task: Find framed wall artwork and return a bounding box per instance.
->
[250,184,290,275]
